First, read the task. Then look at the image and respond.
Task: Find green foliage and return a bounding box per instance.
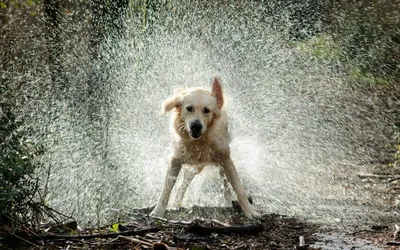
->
[0,102,44,227]
[0,0,41,11]
[296,23,399,86]
[296,34,342,62]
[295,0,400,86]
[109,223,120,233]
[347,67,392,85]
[341,20,400,81]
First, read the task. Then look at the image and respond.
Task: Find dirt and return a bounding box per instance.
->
[1,207,398,250]
[2,165,400,249]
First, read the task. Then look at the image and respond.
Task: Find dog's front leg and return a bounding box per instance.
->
[173,166,197,207]
[150,157,182,217]
[221,157,261,219]
[219,167,234,203]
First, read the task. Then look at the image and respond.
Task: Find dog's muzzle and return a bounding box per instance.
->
[189,120,203,139]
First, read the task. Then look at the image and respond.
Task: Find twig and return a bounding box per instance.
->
[0,243,13,250]
[3,214,40,239]
[150,216,230,227]
[357,173,398,179]
[299,236,305,246]
[388,176,400,183]
[296,235,310,249]
[150,216,191,225]
[40,203,74,223]
[186,222,264,235]
[210,219,231,227]
[43,164,52,198]
[37,227,159,241]
[7,232,41,248]
[118,235,174,250]
[387,241,400,246]
[394,224,400,239]
[118,235,153,246]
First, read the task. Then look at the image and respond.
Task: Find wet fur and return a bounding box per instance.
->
[150,77,260,219]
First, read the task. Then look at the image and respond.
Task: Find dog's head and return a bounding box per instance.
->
[162,77,224,140]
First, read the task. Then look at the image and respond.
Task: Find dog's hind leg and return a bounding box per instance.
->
[150,157,182,217]
[173,166,197,207]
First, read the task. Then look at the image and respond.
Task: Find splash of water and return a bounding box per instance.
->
[9,2,396,226]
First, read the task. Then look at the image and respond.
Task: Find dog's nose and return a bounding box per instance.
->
[190,120,202,133]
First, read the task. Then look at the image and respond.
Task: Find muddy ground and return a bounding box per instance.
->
[1,209,398,250]
[2,165,400,249]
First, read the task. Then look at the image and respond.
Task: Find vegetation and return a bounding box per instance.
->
[293,0,400,167]
[295,0,400,85]
[0,102,44,227]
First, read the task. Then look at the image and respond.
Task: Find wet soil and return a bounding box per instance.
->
[2,165,400,249]
[1,207,397,250]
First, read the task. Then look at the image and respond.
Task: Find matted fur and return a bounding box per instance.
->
[150,77,260,219]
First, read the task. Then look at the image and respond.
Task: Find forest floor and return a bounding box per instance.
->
[2,164,400,249]
[1,208,398,250]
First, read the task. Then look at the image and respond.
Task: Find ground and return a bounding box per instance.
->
[2,165,400,249]
[1,207,399,249]
[1,210,318,249]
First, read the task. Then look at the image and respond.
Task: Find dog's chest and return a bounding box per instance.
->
[178,142,220,164]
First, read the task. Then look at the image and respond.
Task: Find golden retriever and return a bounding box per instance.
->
[150,77,261,219]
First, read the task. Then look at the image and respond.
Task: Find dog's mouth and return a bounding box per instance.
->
[189,131,202,139]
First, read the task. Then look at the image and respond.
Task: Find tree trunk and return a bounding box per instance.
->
[43,0,63,93]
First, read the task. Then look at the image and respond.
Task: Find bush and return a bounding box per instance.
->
[296,34,342,62]
[0,102,44,228]
[295,0,400,85]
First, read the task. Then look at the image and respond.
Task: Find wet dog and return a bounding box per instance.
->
[150,77,260,219]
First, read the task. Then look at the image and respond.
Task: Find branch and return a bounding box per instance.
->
[37,227,159,241]
[357,173,397,179]
[118,236,153,246]
[118,236,174,250]
[186,222,264,235]
[387,241,400,246]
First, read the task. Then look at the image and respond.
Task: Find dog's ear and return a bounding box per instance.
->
[162,89,185,114]
[212,77,224,109]
[162,95,182,114]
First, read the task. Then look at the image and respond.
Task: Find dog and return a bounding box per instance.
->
[150,77,261,219]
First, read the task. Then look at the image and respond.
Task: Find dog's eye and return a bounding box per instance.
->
[203,108,210,114]
[186,106,193,112]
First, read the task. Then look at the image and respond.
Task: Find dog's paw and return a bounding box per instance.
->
[231,196,253,208]
[243,205,261,219]
[232,201,261,219]
[149,206,165,218]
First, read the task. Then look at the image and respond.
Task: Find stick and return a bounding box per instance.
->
[118,236,153,246]
[37,227,159,241]
[118,236,175,250]
[394,224,400,239]
[186,222,264,235]
[7,232,41,248]
[150,216,192,225]
[388,176,400,183]
[357,173,399,179]
[299,236,305,246]
[387,241,400,246]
